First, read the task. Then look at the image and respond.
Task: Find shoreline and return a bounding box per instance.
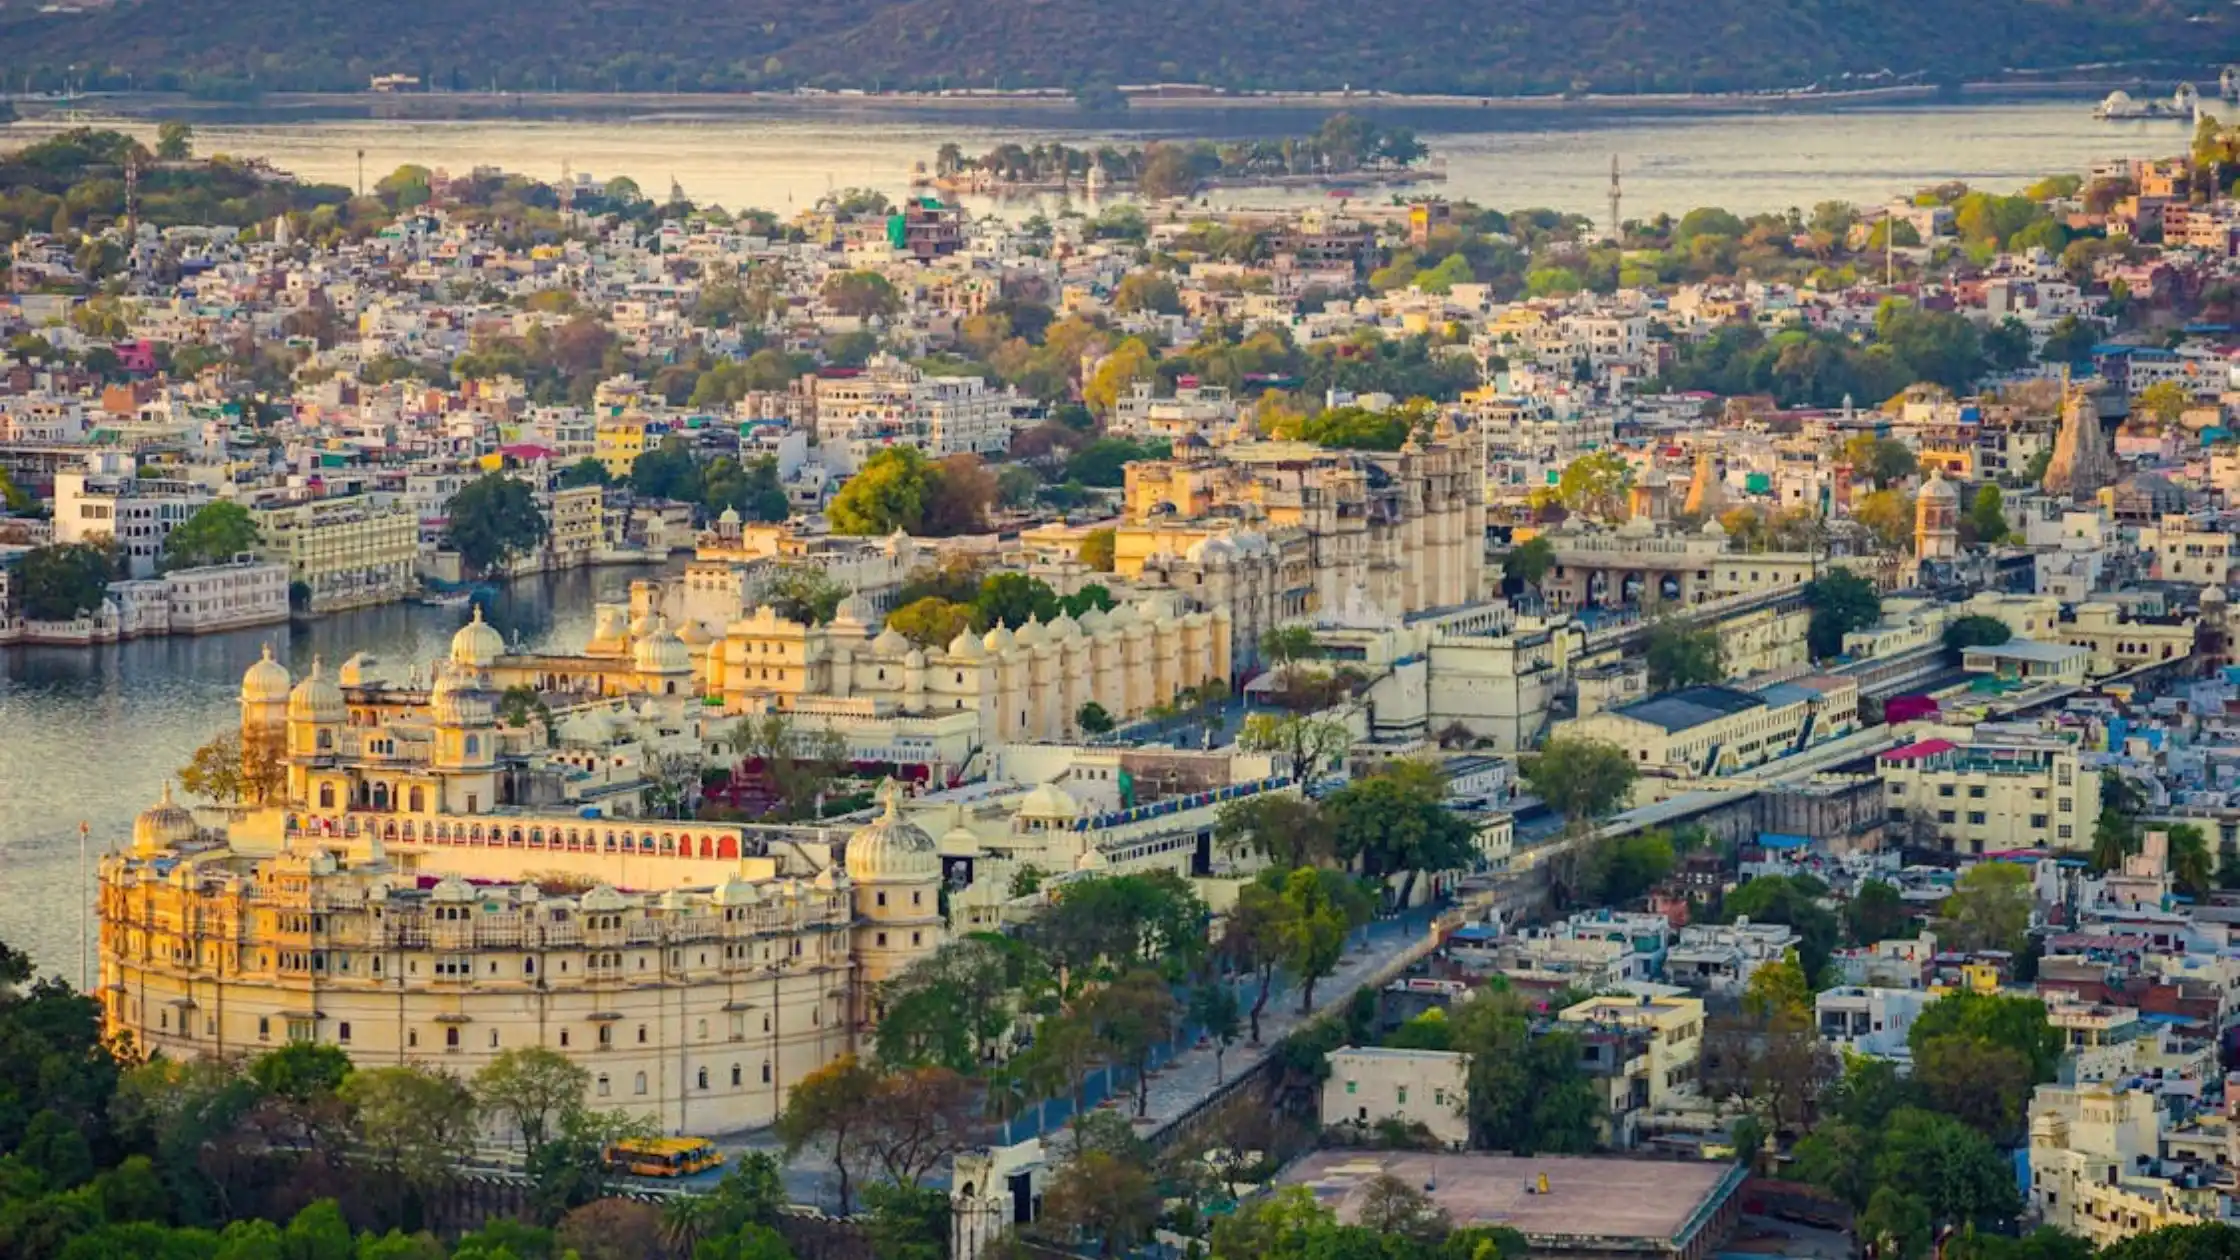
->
[2,77,2214,127]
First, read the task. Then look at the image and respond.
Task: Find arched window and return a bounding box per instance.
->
[633,1072,647,1095]
[731,1064,742,1087]
[317,784,335,809]
[761,1061,772,1084]
[408,786,425,812]
[697,1067,708,1090]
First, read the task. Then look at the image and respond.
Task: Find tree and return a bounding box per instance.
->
[1644,623,1723,691]
[1451,992,1602,1155]
[177,731,284,806]
[338,1066,477,1222]
[1075,701,1115,735]
[1742,948,1812,1021]
[1522,737,1638,833]
[498,684,555,741]
[2169,822,2215,898]
[1502,535,1555,594]
[1962,481,2025,548]
[775,1055,878,1215]
[1942,614,2012,662]
[559,457,611,489]
[1804,569,1881,659]
[1872,1106,2023,1231]
[555,1200,666,1260]
[1238,713,1351,788]
[1077,527,1117,572]
[155,120,195,161]
[161,501,259,571]
[857,1183,943,1260]
[1556,450,1633,520]
[1215,793,1335,870]
[1845,879,1911,946]
[1354,1174,1454,1242]
[1910,989,2062,1085]
[1083,340,1157,417]
[859,1066,977,1187]
[1189,981,1243,1082]
[971,572,1061,631]
[2136,380,2193,428]
[630,438,705,502]
[1913,1031,2033,1143]
[923,453,998,535]
[829,447,936,536]
[1933,863,2033,956]
[247,1042,352,1102]
[822,270,901,319]
[760,564,847,625]
[1582,829,1677,904]
[447,475,549,577]
[1038,1150,1160,1258]
[1852,489,1915,553]
[886,596,973,649]
[1322,762,1480,879]
[1113,272,1182,315]
[474,1048,590,1157]
[15,542,113,621]
[1085,969,1179,1117]
[1279,867,1368,1013]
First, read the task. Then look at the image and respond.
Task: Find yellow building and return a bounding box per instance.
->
[2030,1084,2210,1248]
[1559,992,1705,1109]
[546,484,607,570]
[2056,602,2198,678]
[595,415,652,479]
[2139,514,2236,585]
[251,494,419,611]
[98,623,945,1136]
[1878,733,2099,852]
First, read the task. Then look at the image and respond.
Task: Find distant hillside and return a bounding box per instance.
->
[0,0,2231,97]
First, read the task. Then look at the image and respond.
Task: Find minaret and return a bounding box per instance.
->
[1914,467,1960,562]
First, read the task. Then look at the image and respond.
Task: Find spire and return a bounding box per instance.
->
[1683,451,1726,518]
[2042,381,2117,501]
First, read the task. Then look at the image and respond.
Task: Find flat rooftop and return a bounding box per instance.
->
[1278,1151,1743,1251]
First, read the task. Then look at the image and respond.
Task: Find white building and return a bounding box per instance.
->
[800,356,1025,473]
[53,452,218,578]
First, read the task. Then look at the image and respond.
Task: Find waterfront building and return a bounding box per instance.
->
[250,493,419,611]
[53,452,216,578]
[97,622,946,1135]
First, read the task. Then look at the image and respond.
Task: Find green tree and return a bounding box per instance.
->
[1038,1149,1161,1258]
[1844,879,1911,946]
[1966,484,2008,544]
[760,564,847,625]
[885,596,973,649]
[1278,867,1370,1013]
[338,1065,478,1224]
[2169,823,2215,898]
[474,1047,591,1157]
[1076,701,1115,735]
[1909,989,2062,1084]
[1933,863,2034,956]
[1556,450,1633,520]
[828,447,933,535]
[1321,761,1480,879]
[821,270,901,319]
[724,711,849,821]
[15,542,113,622]
[2136,380,2194,427]
[246,1041,352,1102]
[1113,271,1182,315]
[1086,969,1180,1117]
[446,474,549,577]
[774,1055,879,1215]
[1522,737,1638,833]
[971,572,1061,630]
[1723,874,1842,980]
[155,120,195,161]
[160,501,259,570]
[1804,569,1881,658]
[1942,614,2012,662]
[1742,948,1812,1020]
[1502,535,1555,593]
[1451,992,1602,1155]
[1644,623,1723,691]
[559,457,611,489]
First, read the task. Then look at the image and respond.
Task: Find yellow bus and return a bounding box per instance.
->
[604,1137,725,1178]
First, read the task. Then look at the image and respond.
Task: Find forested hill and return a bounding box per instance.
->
[0,0,2230,97]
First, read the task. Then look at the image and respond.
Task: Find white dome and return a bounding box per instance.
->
[872,627,912,657]
[241,643,292,705]
[1049,612,1080,640]
[1186,537,1238,564]
[581,884,628,912]
[287,658,346,724]
[833,592,872,625]
[133,783,198,855]
[845,783,939,882]
[450,605,506,668]
[713,877,761,906]
[1919,468,1960,502]
[431,875,476,904]
[1077,607,1110,633]
[632,615,692,674]
[982,623,1016,652]
[946,629,986,660]
[1018,783,1078,820]
[676,619,713,647]
[1015,616,1046,647]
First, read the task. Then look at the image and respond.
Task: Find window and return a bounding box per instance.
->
[1938,810,1956,824]
[338,1021,352,1044]
[2059,824,2074,840]
[1345,1080,1357,1095]
[446,1027,460,1049]
[1937,784,1955,798]
[597,1074,611,1097]
[732,1064,743,1087]
[762,1061,773,1084]
[1396,1086,1408,1104]
[638,1025,648,1044]
[258,1016,271,1042]
[877,932,888,947]
[698,1067,709,1090]
[633,1072,648,1096]
[876,892,887,908]
[1967,786,1986,799]
[599,1025,613,1048]
[1968,812,1986,825]
[2031,814,2049,829]
[561,1030,571,1048]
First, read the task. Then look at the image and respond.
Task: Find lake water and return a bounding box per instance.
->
[0,567,659,978]
[0,99,2202,220]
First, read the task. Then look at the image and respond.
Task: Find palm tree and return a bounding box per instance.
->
[662,1193,718,1259]
[2167,823,2214,897]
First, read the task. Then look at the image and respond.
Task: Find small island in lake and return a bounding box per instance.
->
[911,113,1442,198]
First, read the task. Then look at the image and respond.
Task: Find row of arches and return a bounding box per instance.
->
[284,815,746,859]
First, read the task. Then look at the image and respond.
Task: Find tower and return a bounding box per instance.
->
[1607,155,1622,244]
[1682,450,1726,518]
[2043,378,2118,501]
[844,781,945,1028]
[1914,467,1960,562]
